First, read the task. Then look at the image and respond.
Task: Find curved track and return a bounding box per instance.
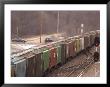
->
[45,46,100,77]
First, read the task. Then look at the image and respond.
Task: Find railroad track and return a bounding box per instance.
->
[46,46,99,77]
[66,57,94,77]
[58,55,94,77]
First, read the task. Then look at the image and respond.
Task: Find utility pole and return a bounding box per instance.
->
[81,24,84,50]
[17,26,19,38]
[57,11,59,34]
[40,11,43,43]
[81,24,84,36]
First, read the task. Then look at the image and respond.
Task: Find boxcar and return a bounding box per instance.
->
[74,38,77,53]
[69,41,75,57]
[79,37,82,52]
[60,43,66,64]
[56,45,62,64]
[26,53,36,77]
[49,47,57,68]
[14,58,26,77]
[75,38,80,52]
[42,48,50,72]
[11,64,15,77]
[93,34,96,45]
[91,32,96,46]
[87,34,90,47]
[90,34,95,46]
[84,35,89,49]
[80,37,84,51]
[65,42,70,59]
[89,34,92,46]
[34,52,43,77]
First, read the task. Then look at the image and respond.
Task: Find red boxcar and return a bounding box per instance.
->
[69,41,75,57]
[49,47,57,68]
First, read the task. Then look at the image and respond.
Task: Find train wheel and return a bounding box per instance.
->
[93,52,99,62]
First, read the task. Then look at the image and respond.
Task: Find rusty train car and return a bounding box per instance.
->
[11,30,99,77]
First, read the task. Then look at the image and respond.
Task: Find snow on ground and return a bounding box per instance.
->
[11,33,65,54]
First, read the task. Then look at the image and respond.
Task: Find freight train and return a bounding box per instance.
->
[11,30,100,77]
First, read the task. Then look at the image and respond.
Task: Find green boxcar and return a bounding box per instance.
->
[42,49,50,72]
[56,46,61,64]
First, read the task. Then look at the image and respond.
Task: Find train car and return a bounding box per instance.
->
[90,34,94,46]
[94,31,100,62]
[41,47,50,72]
[74,36,80,53]
[84,34,87,49]
[71,38,76,56]
[63,38,75,59]
[84,34,90,49]
[24,48,43,77]
[60,43,66,64]
[87,34,90,47]
[52,42,62,64]
[26,53,36,77]
[65,42,70,59]
[11,64,16,77]
[49,47,57,68]
[69,40,75,57]
[56,45,62,64]
[89,31,96,46]
[11,57,26,77]
[78,36,82,52]
[80,37,84,51]
[34,52,43,77]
